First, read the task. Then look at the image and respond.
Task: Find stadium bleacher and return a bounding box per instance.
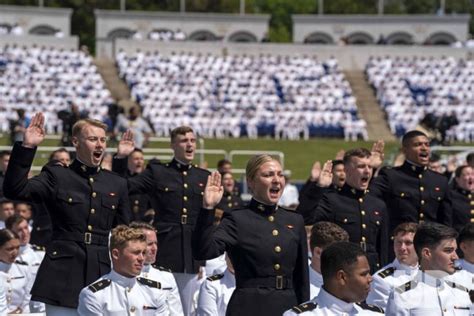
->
[366,55,474,142]
[116,50,368,140]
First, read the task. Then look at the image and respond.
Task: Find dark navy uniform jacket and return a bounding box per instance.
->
[192,199,309,316]
[3,143,130,308]
[216,191,244,213]
[297,183,388,272]
[450,184,474,232]
[370,161,452,233]
[113,157,210,273]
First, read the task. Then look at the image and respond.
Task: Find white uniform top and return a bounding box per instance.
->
[457,259,474,274]
[140,264,184,316]
[0,261,32,314]
[283,288,384,315]
[444,262,474,291]
[309,266,323,299]
[18,244,45,312]
[196,269,236,316]
[386,271,472,316]
[77,270,168,316]
[366,258,419,309]
[0,282,7,316]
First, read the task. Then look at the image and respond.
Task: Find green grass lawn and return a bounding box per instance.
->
[0,135,400,180]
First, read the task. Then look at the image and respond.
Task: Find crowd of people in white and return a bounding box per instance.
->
[116,50,368,140]
[0,45,114,134]
[366,55,474,142]
[132,28,187,41]
[0,23,64,37]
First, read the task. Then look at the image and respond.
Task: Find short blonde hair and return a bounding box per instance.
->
[246,154,277,182]
[72,119,108,138]
[110,225,146,251]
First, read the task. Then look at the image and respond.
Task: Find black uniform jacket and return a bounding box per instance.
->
[126,170,154,222]
[3,143,130,308]
[216,190,244,213]
[192,199,310,316]
[450,184,474,232]
[113,157,210,273]
[297,183,389,271]
[370,161,452,232]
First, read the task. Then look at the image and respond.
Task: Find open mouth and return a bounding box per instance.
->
[419,152,429,159]
[269,188,280,197]
[93,151,103,159]
[360,176,369,185]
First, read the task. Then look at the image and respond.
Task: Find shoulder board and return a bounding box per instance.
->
[137,277,161,289]
[206,273,224,282]
[88,279,111,293]
[151,264,172,273]
[377,266,395,279]
[14,260,28,265]
[291,302,318,314]
[356,302,384,313]
[445,281,469,292]
[395,280,417,294]
[31,244,45,252]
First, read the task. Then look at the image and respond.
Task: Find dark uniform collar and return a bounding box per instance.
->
[70,159,101,176]
[249,199,277,214]
[170,158,192,172]
[341,183,367,198]
[454,182,472,196]
[402,160,428,174]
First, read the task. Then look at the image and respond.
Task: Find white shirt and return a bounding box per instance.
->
[309,266,323,299]
[386,271,472,316]
[0,261,32,314]
[366,258,419,309]
[444,260,474,291]
[140,264,183,316]
[17,244,45,313]
[77,270,168,316]
[0,282,6,316]
[283,288,384,315]
[196,269,235,316]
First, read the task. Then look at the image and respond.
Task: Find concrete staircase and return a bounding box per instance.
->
[344,70,395,141]
[94,57,137,111]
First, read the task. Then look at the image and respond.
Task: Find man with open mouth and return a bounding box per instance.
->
[450,165,474,232]
[297,148,389,273]
[370,130,453,245]
[3,113,130,315]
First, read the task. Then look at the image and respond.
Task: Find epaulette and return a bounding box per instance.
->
[137,277,161,289]
[356,302,384,313]
[206,273,224,282]
[31,244,45,252]
[291,302,318,314]
[14,260,28,265]
[395,280,417,294]
[88,279,111,293]
[152,264,172,273]
[377,266,395,279]
[445,281,469,292]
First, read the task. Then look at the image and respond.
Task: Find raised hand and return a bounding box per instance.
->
[23,113,45,148]
[116,129,135,158]
[317,160,333,188]
[310,161,321,182]
[203,171,224,209]
[335,149,345,161]
[370,139,385,169]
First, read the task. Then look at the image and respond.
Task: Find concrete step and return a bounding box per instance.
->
[344,70,395,141]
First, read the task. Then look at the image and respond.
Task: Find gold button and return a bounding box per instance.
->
[400,192,405,197]
[92,192,97,198]
[471,218,474,223]
[52,251,57,255]
[228,203,232,208]
[358,198,363,203]
[134,200,139,205]
[272,229,279,236]
[343,218,348,223]
[127,287,132,293]
[468,194,472,199]
[418,174,423,179]
[275,246,281,253]
[184,183,188,188]
[201,192,204,195]
[90,208,95,214]
[361,210,366,216]
[183,196,188,201]
[420,213,424,218]
[362,224,367,229]
[376,221,380,225]
[420,200,425,205]
[89,177,94,183]
[165,187,169,192]
[36,227,41,231]
[362,236,366,241]
[183,171,187,176]
[268,216,274,222]
[470,209,474,215]
[227,196,232,201]
[68,197,73,203]
[130,306,136,312]
[470,201,474,205]
[420,186,424,191]
[182,209,188,214]
[274,264,280,270]
[87,225,92,231]
[112,205,116,209]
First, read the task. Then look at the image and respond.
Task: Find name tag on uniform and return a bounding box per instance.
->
[143,306,158,310]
